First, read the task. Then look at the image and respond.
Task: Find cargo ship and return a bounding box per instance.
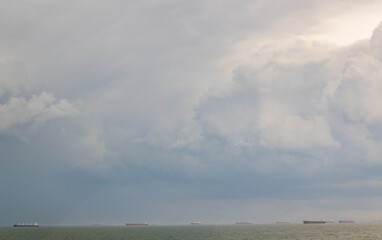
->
[14,222,39,227]
[303,220,326,224]
[339,220,354,223]
[235,221,253,224]
[190,222,202,225]
[126,222,148,226]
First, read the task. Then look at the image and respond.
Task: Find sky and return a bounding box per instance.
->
[2,0,382,226]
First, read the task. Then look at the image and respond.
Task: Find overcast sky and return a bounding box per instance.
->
[2,0,382,226]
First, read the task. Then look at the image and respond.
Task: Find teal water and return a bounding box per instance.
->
[1,224,382,240]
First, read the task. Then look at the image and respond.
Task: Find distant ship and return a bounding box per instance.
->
[190,222,202,225]
[126,222,148,226]
[339,220,354,223]
[303,220,326,224]
[14,222,39,227]
[235,221,253,224]
[92,223,107,227]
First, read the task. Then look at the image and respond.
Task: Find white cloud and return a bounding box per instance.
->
[259,113,340,149]
[194,21,382,170]
[0,92,78,132]
[326,45,382,124]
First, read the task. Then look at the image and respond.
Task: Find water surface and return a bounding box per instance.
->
[1,224,382,240]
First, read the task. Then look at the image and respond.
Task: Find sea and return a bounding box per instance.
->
[1,224,382,240]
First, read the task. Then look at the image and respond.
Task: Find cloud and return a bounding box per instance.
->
[198,44,338,150]
[0,92,78,133]
[194,22,382,171]
[325,42,382,124]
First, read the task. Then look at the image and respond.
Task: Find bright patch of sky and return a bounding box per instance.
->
[303,2,382,45]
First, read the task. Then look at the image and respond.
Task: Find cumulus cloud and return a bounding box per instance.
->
[0,92,78,132]
[195,22,382,168]
[198,46,338,150]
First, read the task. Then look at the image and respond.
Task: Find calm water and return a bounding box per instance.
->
[1,224,382,240]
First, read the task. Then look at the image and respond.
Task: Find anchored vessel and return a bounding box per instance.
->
[303,220,326,224]
[190,222,202,225]
[126,222,148,226]
[339,220,354,223]
[92,223,107,227]
[14,222,39,227]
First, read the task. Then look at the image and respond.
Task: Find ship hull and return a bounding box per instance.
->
[14,225,39,227]
[303,221,326,224]
[126,223,148,226]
